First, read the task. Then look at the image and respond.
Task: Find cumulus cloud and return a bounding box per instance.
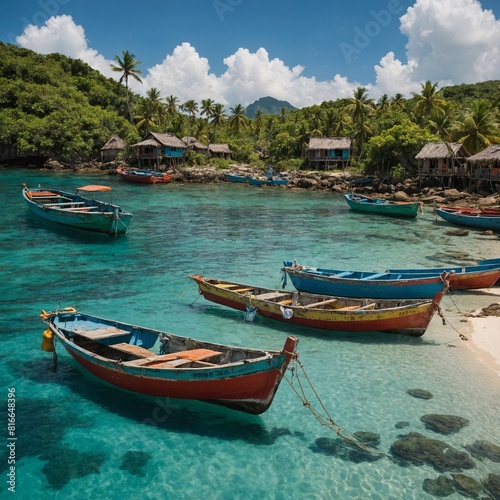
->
[16,14,115,78]
[13,2,500,109]
[374,0,500,95]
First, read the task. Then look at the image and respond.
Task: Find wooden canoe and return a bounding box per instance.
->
[435,206,500,231]
[344,194,422,218]
[41,308,298,415]
[117,167,173,184]
[189,275,448,336]
[22,184,133,235]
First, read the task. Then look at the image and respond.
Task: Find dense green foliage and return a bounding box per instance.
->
[0,42,139,162]
[1,41,499,175]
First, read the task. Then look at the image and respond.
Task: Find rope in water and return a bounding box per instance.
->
[285,355,387,458]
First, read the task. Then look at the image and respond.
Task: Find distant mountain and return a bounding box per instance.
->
[245,96,297,118]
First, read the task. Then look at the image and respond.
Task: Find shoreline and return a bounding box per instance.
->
[462,289,500,377]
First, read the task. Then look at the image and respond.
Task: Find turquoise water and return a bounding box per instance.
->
[1,169,500,499]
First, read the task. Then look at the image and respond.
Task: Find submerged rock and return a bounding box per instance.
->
[41,447,106,489]
[451,473,483,498]
[422,475,456,497]
[407,389,433,400]
[420,414,470,434]
[482,473,500,499]
[120,450,151,476]
[465,440,500,463]
[390,432,475,472]
[313,436,383,463]
[352,431,380,447]
[395,421,410,429]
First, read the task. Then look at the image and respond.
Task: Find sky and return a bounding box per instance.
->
[1,0,500,109]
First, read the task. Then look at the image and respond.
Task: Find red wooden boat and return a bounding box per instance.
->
[40,308,298,414]
[117,167,173,184]
[189,275,449,336]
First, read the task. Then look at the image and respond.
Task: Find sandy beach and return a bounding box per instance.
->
[463,288,500,377]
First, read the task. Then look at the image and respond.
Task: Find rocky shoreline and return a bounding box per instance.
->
[18,159,500,210]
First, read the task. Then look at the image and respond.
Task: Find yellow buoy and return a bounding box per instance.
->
[41,329,55,352]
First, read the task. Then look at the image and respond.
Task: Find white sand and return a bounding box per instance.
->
[464,289,500,377]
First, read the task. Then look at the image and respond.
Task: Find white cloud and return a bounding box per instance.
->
[16,14,115,78]
[375,0,500,95]
[13,2,500,109]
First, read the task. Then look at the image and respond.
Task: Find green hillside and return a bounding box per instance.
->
[0,42,139,163]
[245,96,297,118]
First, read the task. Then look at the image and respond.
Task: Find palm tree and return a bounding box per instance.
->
[228,104,248,135]
[377,94,391,114]
[210,103,226,143]
[111,50,142,124]
[345,87,374,158]
[411,80,446,125]
[428,102,458,142]
[200,98,215,150]
[391,93,406,111]
[182,99,199,134]
[453,99,500,154]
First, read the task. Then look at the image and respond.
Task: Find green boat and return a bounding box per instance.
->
[344,193,422,218]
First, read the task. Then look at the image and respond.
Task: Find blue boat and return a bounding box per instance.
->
[435,206,500,232]
[282,261,452,299]
[22,184,133,236]
[224,173,249,183]
[344,194,422,218]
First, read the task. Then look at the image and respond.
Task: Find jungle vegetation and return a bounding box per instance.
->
[1,41,499,177]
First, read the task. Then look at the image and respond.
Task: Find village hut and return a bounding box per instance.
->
[415,142,470,177]
[306,137,351,170]
[208,144,232,159]
[467,144,500,183]
[182,136,208,154]
[131,132,186,167]
[100,135,126,162]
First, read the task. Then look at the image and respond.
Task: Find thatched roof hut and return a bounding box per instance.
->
[307,137,351,150]
[415,142,470,160]
[100,135,126,162]
[208,143,232,159]
[182,136,208,152]
[467,144,500,165]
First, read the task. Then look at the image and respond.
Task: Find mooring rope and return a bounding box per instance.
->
[285,356,387,458]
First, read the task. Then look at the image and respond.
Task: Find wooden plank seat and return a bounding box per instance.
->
[61,206,99,211]
[256,291,287,301]
[337,305,362,311]
[232,287,254,293]
[110,343,153,358]
[29,191,60,198]
[216,283,240,289]
[277,298,293,305]
[303,298,338,308]
[360,272,389,281]
[357,303,377,310]
[43,201,86,207]
[72,326,129,340]
[333,271,354,278]
[126,348,222,367]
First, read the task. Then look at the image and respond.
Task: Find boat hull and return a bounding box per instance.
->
[282,266,448,299]
[43,310,297,414]
[344,194,421,218]
[224,174,249,183]
[190,276,445,336]
[22,186,132,235]
[387,263,500,289]
[117,168,173,184]
[435,207,500,231]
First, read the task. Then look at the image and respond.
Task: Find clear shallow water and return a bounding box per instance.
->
[1,169,500,499]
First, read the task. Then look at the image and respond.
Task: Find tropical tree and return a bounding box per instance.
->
[411,80,446,125]
[377,94,391,114]
[182,99,199,134]
[391,93,406,111]
[228,103,248,135]
[210,103,226,143]
[110,50,142,124]
[427,102,458,142]
[345,87,374,158]
[452,99,500,154]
